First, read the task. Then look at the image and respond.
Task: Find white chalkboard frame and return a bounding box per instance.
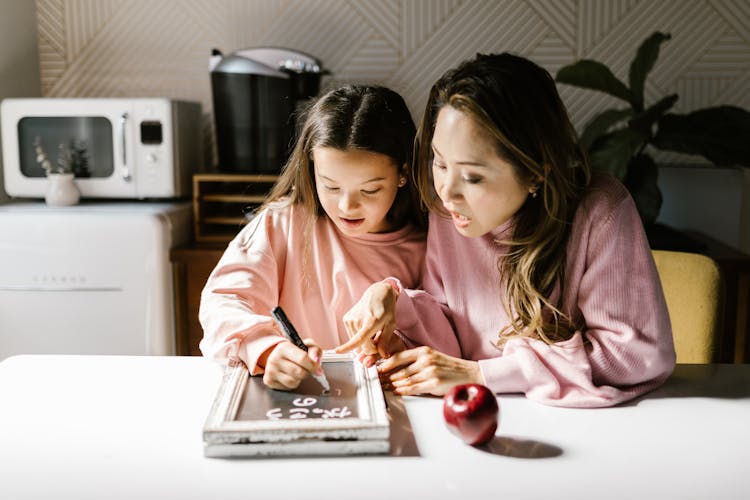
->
[203,352,390,457]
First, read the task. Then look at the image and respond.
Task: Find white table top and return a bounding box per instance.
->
[0,355,748,500]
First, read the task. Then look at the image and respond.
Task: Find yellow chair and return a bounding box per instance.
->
[652,250,722,363]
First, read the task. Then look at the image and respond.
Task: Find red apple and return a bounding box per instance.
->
[443,383,499,445]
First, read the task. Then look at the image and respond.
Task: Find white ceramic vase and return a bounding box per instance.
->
[45,173,80,206]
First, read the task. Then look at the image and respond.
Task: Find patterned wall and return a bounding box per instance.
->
[34,0,750,167]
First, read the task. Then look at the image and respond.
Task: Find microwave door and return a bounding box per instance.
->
[17,115,116,180]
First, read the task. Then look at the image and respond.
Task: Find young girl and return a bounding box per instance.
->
[199,85,426,391]
[337,53,676,407]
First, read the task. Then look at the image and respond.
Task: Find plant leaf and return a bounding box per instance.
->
[629,93,678,138]
[653,106,750,165]
[556,60,632,104]
[629,32,671,112]
[580,108,633,150]
[587,128,647,179]
[624,154,662,225]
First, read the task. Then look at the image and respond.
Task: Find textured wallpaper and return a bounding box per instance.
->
[34,0,750,167]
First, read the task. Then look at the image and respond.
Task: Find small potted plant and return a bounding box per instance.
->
[34,136,81,206]
[555,32,750,246]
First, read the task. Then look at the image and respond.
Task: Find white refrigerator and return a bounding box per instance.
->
[0,202,192,360]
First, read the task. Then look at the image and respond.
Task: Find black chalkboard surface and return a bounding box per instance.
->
[236,360,360,421]
[203,353,390,457]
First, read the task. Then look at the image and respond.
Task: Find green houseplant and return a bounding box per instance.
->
[556,31,750,226]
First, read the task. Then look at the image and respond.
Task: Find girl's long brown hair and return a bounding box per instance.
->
[415,53,591,345]
[258,84,425,231]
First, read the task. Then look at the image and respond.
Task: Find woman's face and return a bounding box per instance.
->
[431,106,534,238]
[313,147,403,236]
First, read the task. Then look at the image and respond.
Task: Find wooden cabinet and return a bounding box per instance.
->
[171,173,278,355]
[171,244,225,356]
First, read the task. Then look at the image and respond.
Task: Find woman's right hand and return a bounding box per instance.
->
[261,339,324,391]
[336,281,400,358]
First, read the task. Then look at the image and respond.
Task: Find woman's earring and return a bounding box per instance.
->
[398,177,407,187]
[531,191,538,199]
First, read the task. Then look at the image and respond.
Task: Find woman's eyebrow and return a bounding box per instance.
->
[431,144,486,167]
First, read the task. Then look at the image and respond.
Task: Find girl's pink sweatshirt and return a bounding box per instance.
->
[199,204,426,374]
[393,174,676,407]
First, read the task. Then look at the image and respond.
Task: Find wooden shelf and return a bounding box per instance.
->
[192,173,279,243]
[201,194,266,203]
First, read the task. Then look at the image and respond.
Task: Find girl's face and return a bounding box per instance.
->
[313,147,403,236]
[431,106,534,238]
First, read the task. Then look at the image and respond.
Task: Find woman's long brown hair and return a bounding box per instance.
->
[415,53,591,345]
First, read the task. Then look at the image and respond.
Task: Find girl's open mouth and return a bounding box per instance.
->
[340,217,365,228]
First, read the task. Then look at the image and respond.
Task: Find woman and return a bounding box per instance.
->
[336,53,675,407]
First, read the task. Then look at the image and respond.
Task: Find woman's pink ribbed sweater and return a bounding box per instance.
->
[393,174,676,407]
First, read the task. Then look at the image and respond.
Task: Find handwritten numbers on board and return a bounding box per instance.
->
[289,408,310,419]
[292,397,317,407]
[266,408,283,420]
[264,396,352,420]
[320,406,352,419]
[312,406,353,418]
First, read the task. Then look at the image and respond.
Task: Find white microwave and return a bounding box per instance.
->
[1,97,202,199]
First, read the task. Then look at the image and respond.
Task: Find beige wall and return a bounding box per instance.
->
[0,0,41,202]
[32,0,750,168]
[7,1,750,248]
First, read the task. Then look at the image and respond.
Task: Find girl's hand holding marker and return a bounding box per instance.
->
[270,306,330,394]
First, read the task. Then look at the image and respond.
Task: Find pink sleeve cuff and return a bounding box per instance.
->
[241,335,286,375]
[478,354,530,395]
[381,277,403,295]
